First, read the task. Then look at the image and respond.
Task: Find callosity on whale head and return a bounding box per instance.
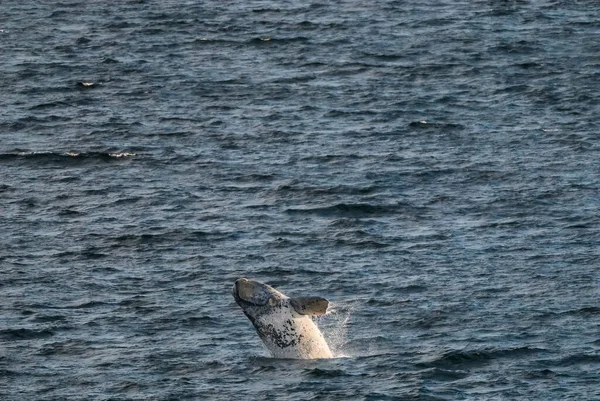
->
[232,278,333,359]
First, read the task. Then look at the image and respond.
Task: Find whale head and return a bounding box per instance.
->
[232,278,333,359]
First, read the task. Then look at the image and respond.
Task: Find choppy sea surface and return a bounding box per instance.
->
[2,1,599,400]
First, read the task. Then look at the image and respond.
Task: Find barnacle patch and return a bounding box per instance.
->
[258,322,299,348]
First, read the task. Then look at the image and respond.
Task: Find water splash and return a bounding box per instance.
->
[316,301,353,358]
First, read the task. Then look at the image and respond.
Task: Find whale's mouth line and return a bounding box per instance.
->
[232,281,245,303]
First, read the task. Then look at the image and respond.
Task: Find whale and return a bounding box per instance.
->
[232,278,333,359]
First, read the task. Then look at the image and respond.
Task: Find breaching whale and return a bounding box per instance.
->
[232,278,333,359]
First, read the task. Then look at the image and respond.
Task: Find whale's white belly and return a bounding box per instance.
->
[257,312,333,359]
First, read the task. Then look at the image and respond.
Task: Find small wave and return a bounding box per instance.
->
[408,120,465,130]
[0,369,18,377]
[155,315,216,327]
[191,36,309,47]
[366,299,412,307]
[256,266,336,276]
[250,7,284,13]
[57,209,84,216]
[64,300,108,309]
[29,101,70,110]
[250,365,277,373]
[554,354,600,367]
[334,238,390,249]
[247,36,309,45]
[265,237,298,248]
[515,61,543,69]
[564,306,600,316]
[108,152,136,158]
[37,339,90,356]
[304,368,350,378]
[29,314,67,323]
[0,151,136,164]
[419,367,469,382]
[285,202,405,218]
[523,369,558,379]
[191,37,238,45]
[361,51,404,61]
[325,109,379,118]
[277,182,376,196]
[109,229,236,248]
[421,350,493,368]
[418,347,547,368]
[0,328,55,341]
[270,74,317,84]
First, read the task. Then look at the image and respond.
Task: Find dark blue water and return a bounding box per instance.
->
[2,1,599,400]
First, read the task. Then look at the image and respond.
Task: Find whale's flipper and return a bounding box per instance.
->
[290,297,329,316]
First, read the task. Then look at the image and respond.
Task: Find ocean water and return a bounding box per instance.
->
[2,1,599,400]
